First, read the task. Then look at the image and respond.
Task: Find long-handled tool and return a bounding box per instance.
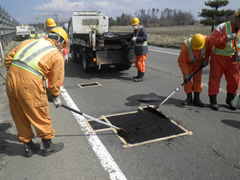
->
[147,65,203,112]
[233,39,240,109]
[61,104,132,140]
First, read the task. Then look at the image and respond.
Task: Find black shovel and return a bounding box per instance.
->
[147,65,203,112]
[61,104,132,140]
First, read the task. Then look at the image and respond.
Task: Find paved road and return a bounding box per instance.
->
[0,45,240,180]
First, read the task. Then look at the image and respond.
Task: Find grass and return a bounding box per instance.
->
[110,25,212,48]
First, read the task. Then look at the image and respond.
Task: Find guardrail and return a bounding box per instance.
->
[0,5,19,62]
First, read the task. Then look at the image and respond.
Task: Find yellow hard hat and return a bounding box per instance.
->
[191,33,205,50]
[236,10,240,17]
[50,27,68,48]
[132,17,140,26]
[46,18,57,27]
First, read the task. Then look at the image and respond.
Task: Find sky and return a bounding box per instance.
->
[0,0,239,24]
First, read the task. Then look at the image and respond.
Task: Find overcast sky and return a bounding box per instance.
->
[0,0,239,24]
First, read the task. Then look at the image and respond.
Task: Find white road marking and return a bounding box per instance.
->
[149,48,179,55]
[60,87,127,180]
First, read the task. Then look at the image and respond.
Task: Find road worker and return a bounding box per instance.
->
[208,10,240,111]
[178,33,213,107]
[131,17,148,82]
[5,27,68,157]
[40,18,57,39]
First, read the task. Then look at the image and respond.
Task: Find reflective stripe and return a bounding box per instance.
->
[23,45,54,64]
[185,38,205,63]
[18,41,39,60]
[213,21,235,56]
[12,60,43,79]
[134,26,148,47]
[12,39,57,79]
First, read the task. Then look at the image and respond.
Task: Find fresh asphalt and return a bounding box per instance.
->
[0,45,240,180]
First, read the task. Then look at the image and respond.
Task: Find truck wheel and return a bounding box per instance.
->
[82,53,92,73]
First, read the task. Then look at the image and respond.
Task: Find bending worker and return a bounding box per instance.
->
[178,33,213,107]
[208,10,240,111]
[131,17,148,82]
[5,27,68,157]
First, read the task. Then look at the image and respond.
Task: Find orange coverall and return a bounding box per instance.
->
[178,36,212,94]
[5,39,64,143]
[208,22,240,95]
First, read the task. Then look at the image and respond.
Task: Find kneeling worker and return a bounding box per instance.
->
[5,27,68,157]
[178,33,213,107]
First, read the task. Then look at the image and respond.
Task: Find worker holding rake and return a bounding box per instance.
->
[178,33,213,107]
[208,10,240,111]
[5,27,68,157]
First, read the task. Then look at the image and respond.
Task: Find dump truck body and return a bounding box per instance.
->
[15,26,31,40]
[68,10,135,72]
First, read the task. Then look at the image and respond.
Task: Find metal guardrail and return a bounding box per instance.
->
[0,5,19,62]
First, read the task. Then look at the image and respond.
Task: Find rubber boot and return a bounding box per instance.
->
[226,92,236,110]
[209,95,219,111]
[193,92,204,107]
[133,70,141,79]
[42,139,64,157]
[24,140,41,158]
[182,93,192,105]
[134,72,144,82]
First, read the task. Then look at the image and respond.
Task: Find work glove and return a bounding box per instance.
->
[52,96,62,108]
[226,33,237,41]
[184,74,192,84]
[131,37,137,42]
[202,59,209,67]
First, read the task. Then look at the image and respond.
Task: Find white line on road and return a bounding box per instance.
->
[60,88,127,180]
[149,48,179,55]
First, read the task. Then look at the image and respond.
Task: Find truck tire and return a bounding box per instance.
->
[82,52,92,73]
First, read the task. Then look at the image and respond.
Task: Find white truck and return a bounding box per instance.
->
[15,25,31,40]
[67,10,135,72]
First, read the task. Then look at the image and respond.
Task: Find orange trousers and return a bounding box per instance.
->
[135,54,147,72]
[208,54,240,95]
[6,66,55,143]
[183,61,203,94]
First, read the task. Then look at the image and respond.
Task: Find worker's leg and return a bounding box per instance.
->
[192,62,204,107]
[225,58,239,110]
[134,54,147,82]
[182,65,193,105]
[208,54,225,110]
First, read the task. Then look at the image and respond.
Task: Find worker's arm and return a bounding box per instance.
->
[209,27,228,47]
[4,47,17,69]
[178,43,190,75]
[204,37,213,61]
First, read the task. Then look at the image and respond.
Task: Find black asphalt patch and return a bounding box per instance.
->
[85,107,192,148]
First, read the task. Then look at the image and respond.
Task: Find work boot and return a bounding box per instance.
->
[182,93,192,105]
[134,72,144,82]
[193,92,204,107]
[24,140,41,158]
[133,70,141,79]
[209,94,219,111]
[226,92,236,110]
[42,139,64,157]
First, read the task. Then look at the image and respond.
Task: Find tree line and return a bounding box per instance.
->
[111,8,195,27]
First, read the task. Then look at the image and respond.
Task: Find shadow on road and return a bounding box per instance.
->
[221,119,240,129]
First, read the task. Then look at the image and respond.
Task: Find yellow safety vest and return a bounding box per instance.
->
[12,39,56,79]
[213,21,236,56]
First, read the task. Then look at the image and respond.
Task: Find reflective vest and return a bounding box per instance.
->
[185,38,205,63]
[213,21,236,56]
[11,39,56,79]
[134,26,148,47]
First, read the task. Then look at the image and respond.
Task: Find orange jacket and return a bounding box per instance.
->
[178,36,212,75]
[5,39,64,96]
